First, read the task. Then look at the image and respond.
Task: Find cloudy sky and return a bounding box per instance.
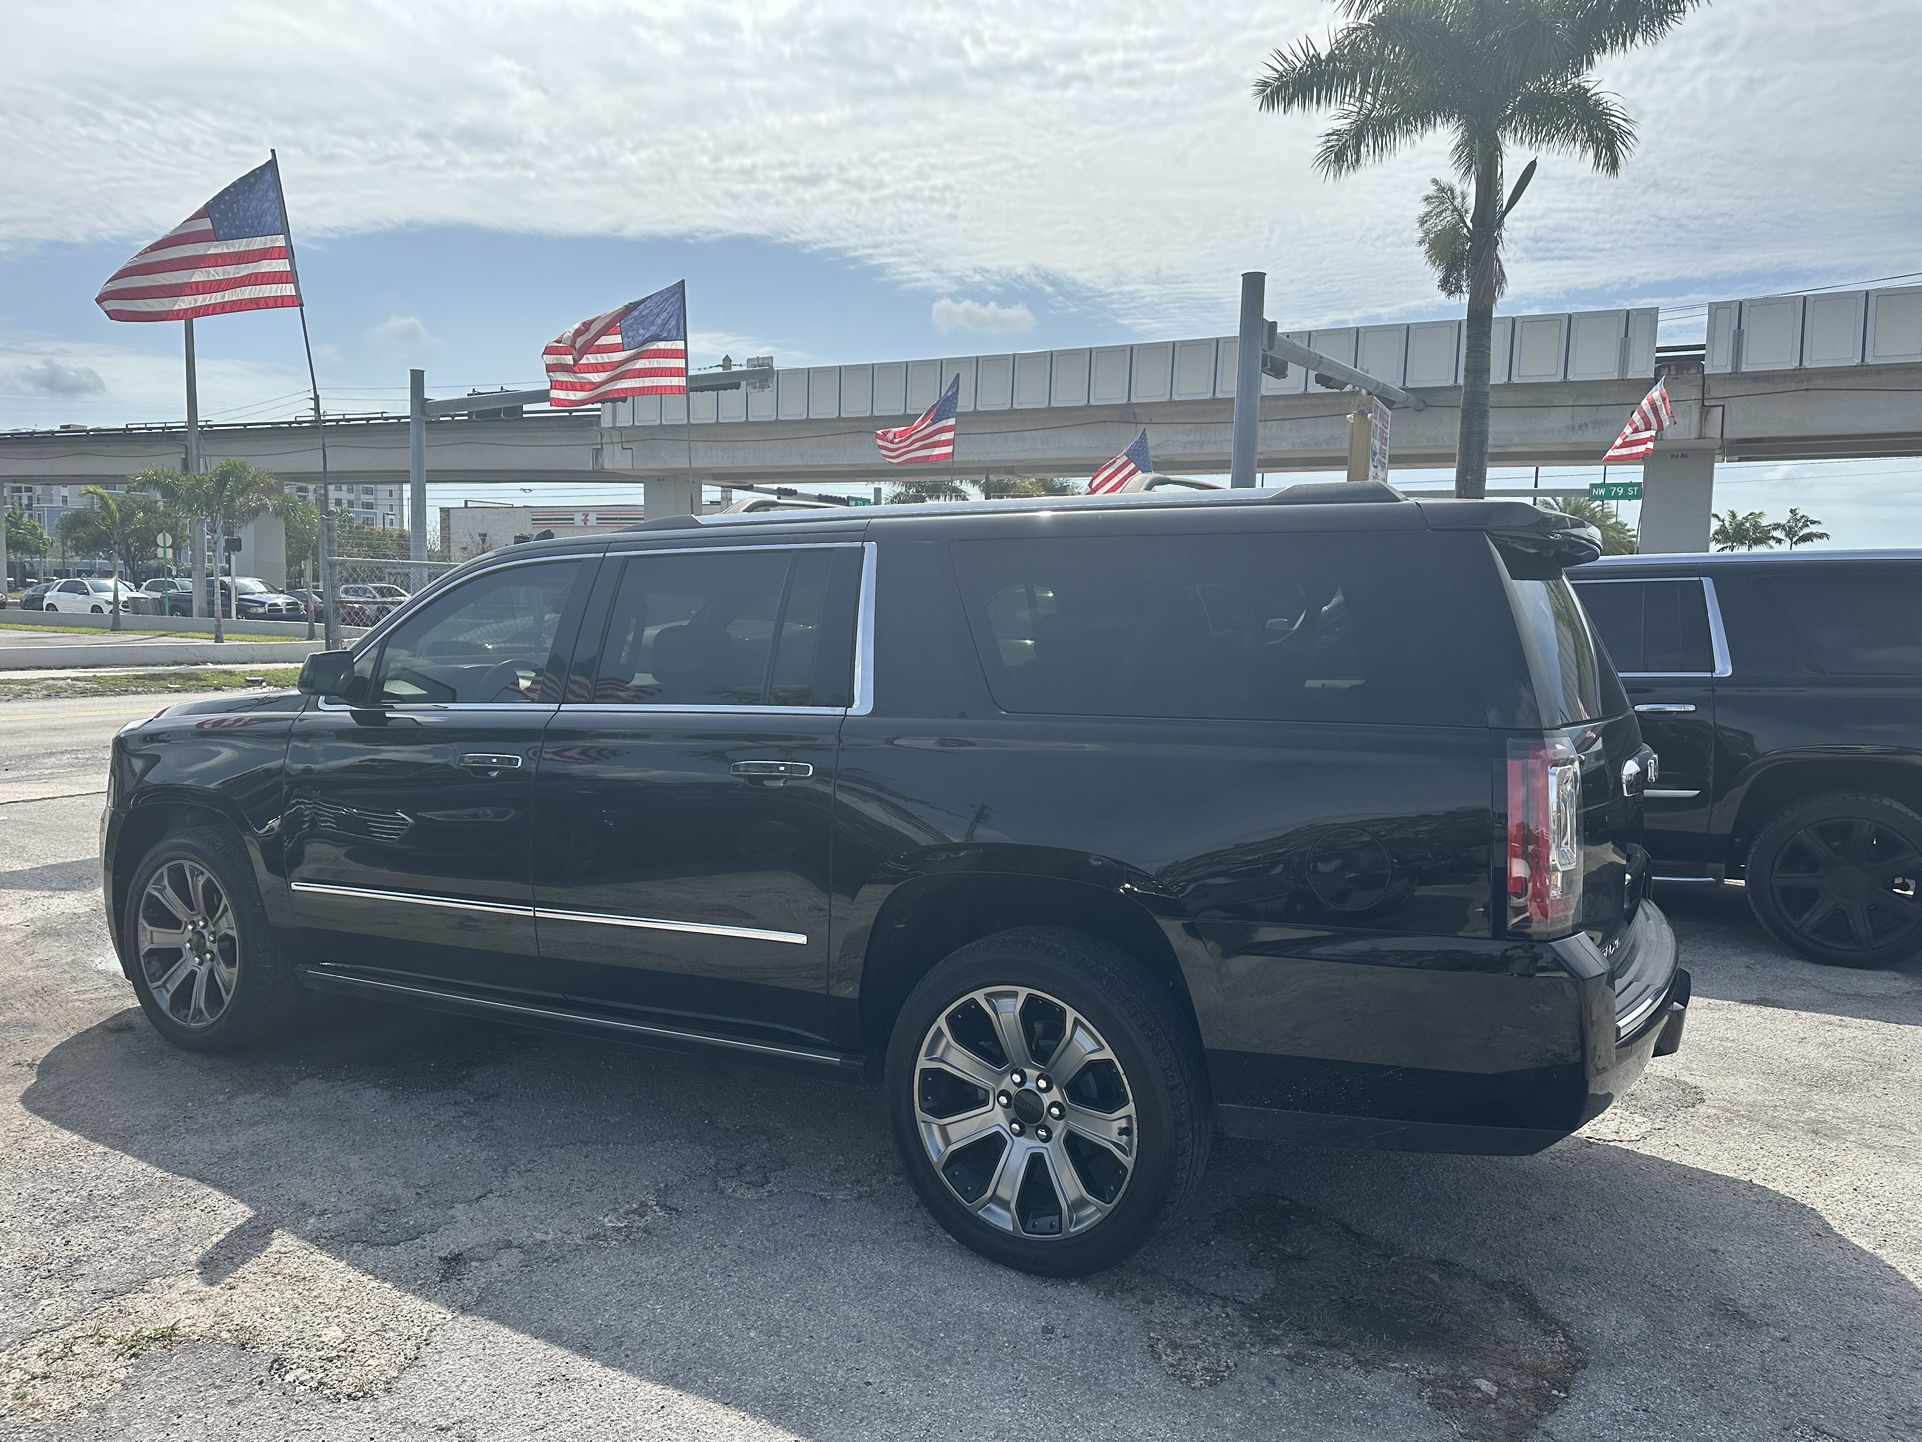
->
[2,0,1918,541]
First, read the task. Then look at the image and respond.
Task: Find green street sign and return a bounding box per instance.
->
[1590,480,1643,501]
[846,495,873,506]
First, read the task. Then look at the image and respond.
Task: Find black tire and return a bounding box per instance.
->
[89,604,104,614]
[120,824,302,1050]
[885,927,1210,1276]
[1746,791,1922,969]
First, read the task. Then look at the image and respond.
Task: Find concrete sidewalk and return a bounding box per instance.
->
[0,627,328,671]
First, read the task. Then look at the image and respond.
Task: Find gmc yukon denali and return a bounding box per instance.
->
[102,482,1688,1274]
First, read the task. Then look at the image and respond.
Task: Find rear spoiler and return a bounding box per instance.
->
[1417,498,1604,575]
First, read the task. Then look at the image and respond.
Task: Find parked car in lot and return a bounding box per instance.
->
[206,577,306,621]
[15,580,55,611]
[287,588,326,620]
[44,577,136,614]
[102,483,1687,1274]
[335,582,409,626]
[131,577,195,616]
[1573,550,1922,969]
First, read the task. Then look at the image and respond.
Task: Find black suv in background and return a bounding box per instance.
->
[102,484,1686,1274]
[1573,551,1922,969]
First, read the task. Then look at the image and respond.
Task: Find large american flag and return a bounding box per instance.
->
[1088,429,1153,494]
[1603,379,1676,461]
[875,375,960,465]
[543,282,688,408]
[94,159,300,322]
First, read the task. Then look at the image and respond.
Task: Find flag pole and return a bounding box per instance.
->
[268,149,333,607]
[184,318,206,618]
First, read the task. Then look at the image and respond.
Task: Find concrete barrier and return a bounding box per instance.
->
[0,607,364,641]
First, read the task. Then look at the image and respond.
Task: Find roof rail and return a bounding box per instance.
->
[1271,479,1404,505]
[627,514,704,531]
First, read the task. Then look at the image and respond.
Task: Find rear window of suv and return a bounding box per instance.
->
[950,530,1479,726]
[1718,566,1922,676]
[1499,559,1626,725]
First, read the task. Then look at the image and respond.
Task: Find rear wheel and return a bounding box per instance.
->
[885,927,1209,1276]
[122,825,301,1049]
[1747,792,1922,968]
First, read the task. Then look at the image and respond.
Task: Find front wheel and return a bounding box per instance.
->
[1747,792,1922,968]
[90,604,105,614]
[885,927,1210,1276]
[122,825,301,1049]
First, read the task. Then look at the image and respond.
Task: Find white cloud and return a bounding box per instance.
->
[6,358,106,398]
[0,335,316,430]
[0,1,1916,336]
[367,314,437,357]
[931,298,1035,334]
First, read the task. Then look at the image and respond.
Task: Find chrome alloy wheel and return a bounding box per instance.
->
[914,985,1138,1240]
[137,859,240,1028]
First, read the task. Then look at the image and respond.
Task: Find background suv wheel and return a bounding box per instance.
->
[1746,792,1922,969]
[121,824,301,1050]
[885,927,1210,1276]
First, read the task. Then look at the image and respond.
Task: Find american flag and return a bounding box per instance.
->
[1603,379,1676,462]
[875,375,960,465]
[1088,429,1153,494]
[543,282,688,408]
[94,159,300,322]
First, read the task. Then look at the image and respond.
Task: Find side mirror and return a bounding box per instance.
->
[298,649,357,699]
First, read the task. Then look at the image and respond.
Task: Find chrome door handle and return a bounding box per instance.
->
[1635,703,1697,714]
[458,752,524,772]
[730,760,813,779]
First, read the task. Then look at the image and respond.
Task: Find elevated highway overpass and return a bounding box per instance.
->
[4,285,1918,552]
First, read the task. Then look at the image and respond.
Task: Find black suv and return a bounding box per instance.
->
[102,484,1687,1274]
[1573,550,1922,969]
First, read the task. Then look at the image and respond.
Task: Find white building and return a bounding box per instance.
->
[286,481,403,529]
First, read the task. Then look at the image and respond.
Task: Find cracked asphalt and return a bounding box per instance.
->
[1,694,1918,1441]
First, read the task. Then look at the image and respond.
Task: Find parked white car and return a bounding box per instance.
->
[42,578,137,614]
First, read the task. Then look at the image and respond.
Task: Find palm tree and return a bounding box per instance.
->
[1253,0,1704,498]
[1780,506,1830,549]
[70,487,142,630]
[980,476,1082,499]
[1537,495,1635,555]
[140,458,287,642]
[885,477,973,504]
[1711,509,1779,552]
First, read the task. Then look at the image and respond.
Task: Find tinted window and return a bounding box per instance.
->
[1719,566,1922,676]
[1503,567,1624,724]
[1572,578,1716,675]
[374,560,583,705]
[590,547,859,707]
[950,531,1477,725]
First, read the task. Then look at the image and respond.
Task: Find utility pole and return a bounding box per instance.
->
[1231,272,1265,488]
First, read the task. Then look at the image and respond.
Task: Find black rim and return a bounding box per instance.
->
[1769,816,1922,953]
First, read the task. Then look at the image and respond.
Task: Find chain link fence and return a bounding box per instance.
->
[320,554,456,648]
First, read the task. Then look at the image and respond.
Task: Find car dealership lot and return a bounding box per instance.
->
[0,696,1916,1442]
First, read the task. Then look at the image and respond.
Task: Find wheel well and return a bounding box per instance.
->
[110,801,233,931]
[1728,761,1922,874]
[856,873,1199,1054]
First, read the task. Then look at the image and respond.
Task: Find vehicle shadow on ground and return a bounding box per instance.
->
[0,858,99,893]
[15,1003,1921,1442]
[1660,882,1922,1026]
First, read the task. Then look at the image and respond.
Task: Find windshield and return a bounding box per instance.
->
[85,580,117,592]
[232,579,269,594]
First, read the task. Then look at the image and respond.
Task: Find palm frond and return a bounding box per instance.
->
[1316,99,1446,176]
[1505,79,1636,174]
[1418,179,1476,298]
[1253,36,1369,113]
[1562,0,1710,73]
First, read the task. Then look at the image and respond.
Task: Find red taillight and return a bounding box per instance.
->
[1506,734,1583,936]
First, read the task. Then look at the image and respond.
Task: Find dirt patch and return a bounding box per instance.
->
[1113,1196,1584,1442]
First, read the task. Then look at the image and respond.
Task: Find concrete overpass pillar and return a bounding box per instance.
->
[1638,445,1716,554]
[643,475,699,519]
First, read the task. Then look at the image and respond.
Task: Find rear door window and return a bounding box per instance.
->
[950,530,1478,725]
[588,547,861,708]
[1572,578,1717,676]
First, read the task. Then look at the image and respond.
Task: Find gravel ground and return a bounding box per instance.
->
[0,695,1916,1441]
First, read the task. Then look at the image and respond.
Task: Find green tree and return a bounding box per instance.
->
[57,487,154,630]
[1779,506,1829,549]
[331,512,413,560]
[1537,495,1636,555]
[1253,0,1703,498]
[884,477,973,504]
[980,476,1082,499]
[278,494,321,584]
[7,507,52,562]
[1711,509,1779,552]
[140,459,290,640]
